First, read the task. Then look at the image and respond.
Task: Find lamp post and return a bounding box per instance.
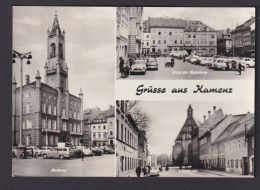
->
[13,50,32,147]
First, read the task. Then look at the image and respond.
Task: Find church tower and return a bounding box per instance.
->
[45,12,70,132]
[45,12,68,91]
[187,104,193,119]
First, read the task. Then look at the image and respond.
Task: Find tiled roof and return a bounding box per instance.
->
[198,108,225,138]
[148,17,215,32]
[213,113,253,144]
[106,106,115,118]
[83,106,115,124]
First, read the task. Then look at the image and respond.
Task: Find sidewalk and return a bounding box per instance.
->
[198,169,253,178]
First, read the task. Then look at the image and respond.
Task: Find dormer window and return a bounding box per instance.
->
[206,27,209,31]
[190,27,193,31]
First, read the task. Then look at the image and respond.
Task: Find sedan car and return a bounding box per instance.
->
[146,58,158,70]
[149,167,160,177]
[91,147,102,156]
[82,148,93,156]
[213,59,229,70]
[103,146,115,154]
[130,60,146,75]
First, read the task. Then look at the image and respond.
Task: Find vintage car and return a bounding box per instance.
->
[190,56,200,64]
[149,167,160,177]
[103,146,115,154]
[213,58,229,70]
[130,60,146,75]
[82,148,94,156]
[91,147,102,156]
[240,58,255,68]
[146,58,158,70]
[42,147,75,159]
[26,146,43,157]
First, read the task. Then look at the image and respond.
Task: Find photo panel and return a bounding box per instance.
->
[12,6,116,177]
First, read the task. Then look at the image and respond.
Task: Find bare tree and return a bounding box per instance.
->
[126,100,138,112]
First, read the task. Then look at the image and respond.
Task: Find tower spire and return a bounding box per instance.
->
[51,11,61,34]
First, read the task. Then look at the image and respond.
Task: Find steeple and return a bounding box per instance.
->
[50,11,61,35]
[187,104,193,119]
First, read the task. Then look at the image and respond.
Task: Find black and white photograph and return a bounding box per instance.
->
[116,100,254,177]
[116,7,255,80]
[12,6,116,177]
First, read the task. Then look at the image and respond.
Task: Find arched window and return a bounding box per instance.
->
[50,43,56,58]
[59,43,63,59]
[48,105,52,115]
[42,103,46,113]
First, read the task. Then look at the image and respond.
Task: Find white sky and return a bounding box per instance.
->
[143,7,255,30]
[135,101,254,156]
[13,6,116,110]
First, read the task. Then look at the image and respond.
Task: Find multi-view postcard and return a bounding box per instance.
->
[12,6,254,178]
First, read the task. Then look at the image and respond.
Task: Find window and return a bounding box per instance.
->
[103,125,106,130]
[158,40,161,44]
[169,32,172,35]
[52,120,57,130]
[54,136,58,146]
[110,130,113,135]
[175,40,177,44]
[153,40,155,44]
[77,125,80,133]
[42,103,46,113]
[98,134,101,138]
[26,103,31,113]
[53,106,57,116]
[69,123,72,132]
[110,121,112,126]
[117,120,119,139]
[147,42,149,46]
[26,135,32,145]
[48,119,51,129]
[98,126,101,129]
[48,105,52,114]
[164,40,166,44]
[63,122,67,131]
[158,32,161,35]
[50,43,56,58]
[62,108,66,117]
[27,119,32,129]
[22,121,25,129]
[180,40,182,44]
[73,124,76,132]
[121,124,123,140]
[93,133,96,138]
[42,118,46,128]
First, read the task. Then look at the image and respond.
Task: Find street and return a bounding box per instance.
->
[117,57,254,80]
[12,154,115,177]
[128,167,252,178]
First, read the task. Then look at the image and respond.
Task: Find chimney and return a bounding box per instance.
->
[203,115,206,122]
[213,106,216,113]
[25,74,30,85]
[208,111,211,118]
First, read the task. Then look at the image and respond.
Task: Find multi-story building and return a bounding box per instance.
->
[116,100,139,177]
[246,123,255,175]
[251,28,255,58]
[12,14,83,147]
[116,7,130,63]
[217,29,232,56]
[141,21,151,56]
[128,7,143,57]
[83,106,115,147]
[231,16,255,57]
[146,17,217,55]
[172,105,200,166]
[191,107,224,169]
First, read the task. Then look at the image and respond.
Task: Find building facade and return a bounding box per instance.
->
[231,16,255,57]
[116,100,139,177]
[146,17,217,55]
[83,106,115,147]
[12,14,83,147]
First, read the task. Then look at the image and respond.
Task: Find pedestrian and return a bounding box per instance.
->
[238,62,242,75]
[119,57,124,75]
[142,167,146,176]
[31,149,34,158]
[136,166,141,177]
[129,56,134,67]
[148,165,151,174]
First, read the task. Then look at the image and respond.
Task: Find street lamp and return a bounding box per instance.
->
[13,50,32,147]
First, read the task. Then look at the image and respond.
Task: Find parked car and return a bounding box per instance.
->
[213,58,229,70]
[82,148,93,156]
[190,56,200,64]
[240,58,255,68]
[103,146,115,154]
[42,147,75,159]
[130,60,146,75]
[91,147,102,156]
[26,146,43,157]
[149,167,160,176]
[146,58,158,70]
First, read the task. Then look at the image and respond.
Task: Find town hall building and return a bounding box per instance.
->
[12,13,84,147]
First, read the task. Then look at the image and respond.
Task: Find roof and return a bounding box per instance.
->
[232,16,255,33]
[50,14,62,35]
[83,106,115,124]
[148,17,215,32]
[213,113,253,144]
[198,108,225,138]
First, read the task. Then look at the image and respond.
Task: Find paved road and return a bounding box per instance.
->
[117,57,254,80]
[12,154,115,177]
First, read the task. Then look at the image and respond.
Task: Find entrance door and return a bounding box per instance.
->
[243,157,248,175]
